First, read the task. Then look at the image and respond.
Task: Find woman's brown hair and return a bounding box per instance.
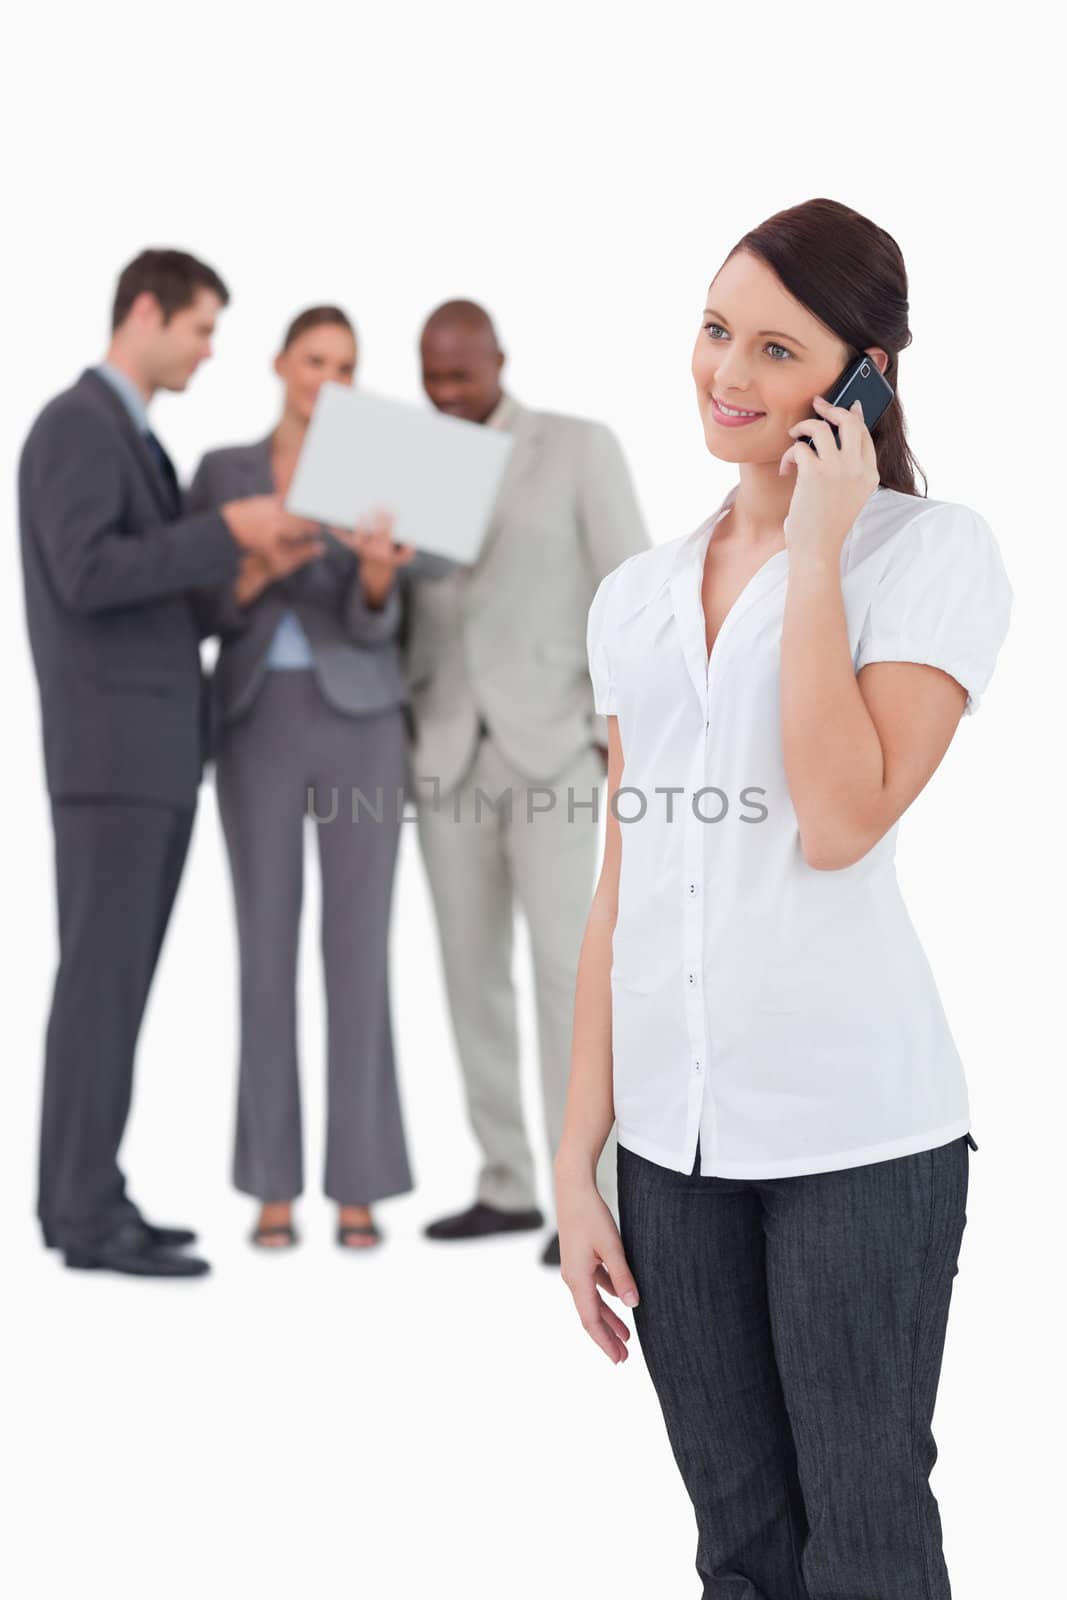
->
[280,304,356,352]
[723,198,925,497]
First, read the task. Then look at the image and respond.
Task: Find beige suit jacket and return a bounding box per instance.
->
[403,393,649,795]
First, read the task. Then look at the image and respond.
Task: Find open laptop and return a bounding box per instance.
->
[285,382,515,565]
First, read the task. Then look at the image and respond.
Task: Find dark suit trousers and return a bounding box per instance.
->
[38,800,195,1249]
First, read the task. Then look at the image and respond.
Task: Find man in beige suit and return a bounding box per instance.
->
[408,300,649,1266]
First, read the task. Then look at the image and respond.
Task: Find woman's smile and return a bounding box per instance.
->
[710,394,766,427]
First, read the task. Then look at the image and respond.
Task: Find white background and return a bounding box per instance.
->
[2,3,1061,1596]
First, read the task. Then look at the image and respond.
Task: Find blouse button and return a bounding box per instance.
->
[688,882,697,896]
[687,972,695,985]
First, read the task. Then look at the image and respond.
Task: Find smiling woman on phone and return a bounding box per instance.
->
[555,197,1013,1598]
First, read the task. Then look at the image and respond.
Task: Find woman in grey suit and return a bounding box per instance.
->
[189,305,436,1250]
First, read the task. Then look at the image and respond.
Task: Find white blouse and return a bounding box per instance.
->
[587,481,1013,1178]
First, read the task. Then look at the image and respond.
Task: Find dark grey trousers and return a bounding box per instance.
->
[617,1134,972,1599]
[215,672,413,1206]
[39,800,195,1250]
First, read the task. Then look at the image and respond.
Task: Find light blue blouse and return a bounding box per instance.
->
[265,607,314,669]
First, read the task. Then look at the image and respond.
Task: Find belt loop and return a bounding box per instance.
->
[965,1132,979,1152]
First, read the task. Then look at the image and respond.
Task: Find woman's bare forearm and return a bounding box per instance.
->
[780,553,886,864]
[555,717,640,1358]
[556,717,625,1189]
[555,891,617,1186]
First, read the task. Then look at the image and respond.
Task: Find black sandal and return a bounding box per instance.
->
[250,1221,298,1249]
[336,1219,383,1249]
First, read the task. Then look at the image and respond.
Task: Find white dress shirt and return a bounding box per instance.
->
[587,481,1013,1178]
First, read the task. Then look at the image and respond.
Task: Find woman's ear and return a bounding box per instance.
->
[865,347,890,375]
[272,352,285,380]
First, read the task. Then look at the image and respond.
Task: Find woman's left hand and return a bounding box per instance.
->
[779,394,880,564]
[329,508,416,606]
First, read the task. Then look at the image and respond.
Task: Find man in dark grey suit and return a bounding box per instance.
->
[18,248,320,1277]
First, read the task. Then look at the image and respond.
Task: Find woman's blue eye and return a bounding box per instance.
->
[702,322,793,361]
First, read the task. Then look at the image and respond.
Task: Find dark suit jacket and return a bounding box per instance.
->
[188,438,454,726]
[18,368,240,806]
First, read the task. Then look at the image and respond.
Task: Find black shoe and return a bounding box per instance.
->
[424,1201,544,1241]
[64,1221,211,1278]
[143,1221,198,1249]
[43,1217,198,1250]
[540,1231,561,1267]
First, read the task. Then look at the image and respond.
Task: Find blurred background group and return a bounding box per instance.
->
[17,248,649,1278]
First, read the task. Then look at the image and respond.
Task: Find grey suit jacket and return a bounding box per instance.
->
[18,368,240,805]
[404,395,650,794]
[188,439,453,727]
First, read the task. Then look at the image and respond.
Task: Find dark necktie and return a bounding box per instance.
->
[142,428,180,505]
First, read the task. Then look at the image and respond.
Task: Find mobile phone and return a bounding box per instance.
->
[801,352,894,451]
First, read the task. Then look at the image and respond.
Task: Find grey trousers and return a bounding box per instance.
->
[416,732,615,1218]
[617,1133,973,1599]
[215,672,412,1205]
[39,801,194,1250]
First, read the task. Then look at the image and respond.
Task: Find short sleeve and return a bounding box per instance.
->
[854,503,1013,716]
[586,569,618,715]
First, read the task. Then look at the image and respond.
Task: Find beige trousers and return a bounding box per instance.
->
[416,733,617,1220]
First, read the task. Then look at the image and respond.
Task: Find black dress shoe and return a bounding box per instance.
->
[540,1231,561,1267]
[142,1221,198,1249]
[424,1200,544,1240]
[64,1221,210,1277]
[43,1217,198,1250]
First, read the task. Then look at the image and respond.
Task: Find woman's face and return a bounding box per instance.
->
[274,324,357,424]
[691,250,863,467]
